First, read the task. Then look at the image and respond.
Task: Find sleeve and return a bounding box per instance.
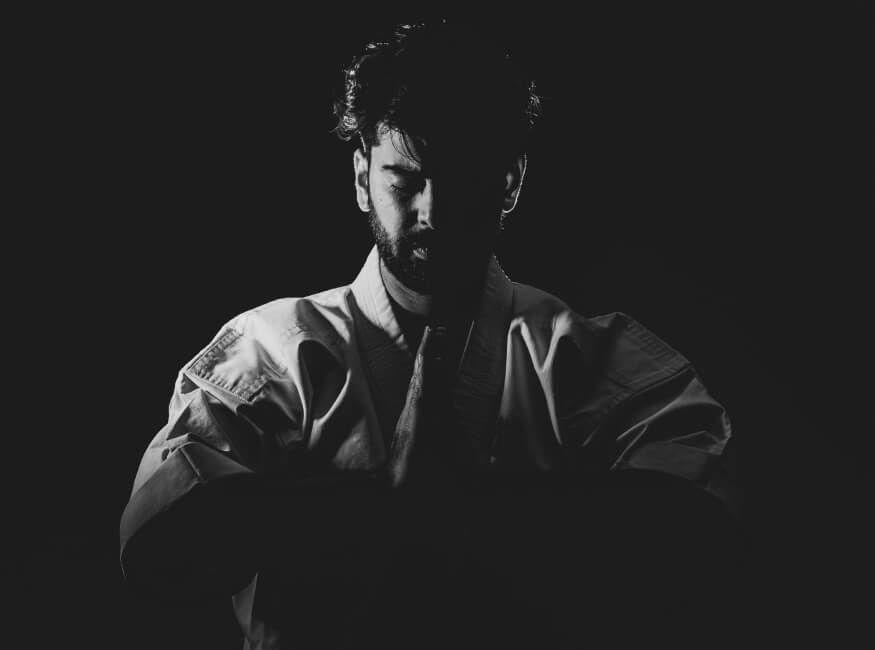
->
[119,322,306,601]
[548,313,742,620]
[602,366,736,511]
[553,312,738,516]
[480,310,741,629]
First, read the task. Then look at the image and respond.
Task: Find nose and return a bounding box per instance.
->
[414,178,435,229]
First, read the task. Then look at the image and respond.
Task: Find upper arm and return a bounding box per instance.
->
[598,366,736,512]
[552,312,736,512]
[120,323,305,599]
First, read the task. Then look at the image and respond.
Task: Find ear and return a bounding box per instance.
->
[502,154,527,214]
[353,148,371,213]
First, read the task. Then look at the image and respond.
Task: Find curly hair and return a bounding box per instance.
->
[333,21,541,169]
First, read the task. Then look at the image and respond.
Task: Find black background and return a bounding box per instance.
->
[10,3,873,647]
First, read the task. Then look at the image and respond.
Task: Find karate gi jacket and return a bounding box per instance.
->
[120,246,734,648]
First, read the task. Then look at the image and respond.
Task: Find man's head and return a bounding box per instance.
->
[333,22,541,295]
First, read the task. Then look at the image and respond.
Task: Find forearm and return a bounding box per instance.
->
[121,454,394,602]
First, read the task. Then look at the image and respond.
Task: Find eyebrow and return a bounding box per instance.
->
[380,164,423,175]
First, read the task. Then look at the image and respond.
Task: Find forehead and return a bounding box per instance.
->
[370,125,494,183]
[370,126,426,172]
[368,123,509,189]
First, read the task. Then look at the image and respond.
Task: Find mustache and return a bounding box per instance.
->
[400,230,440,250]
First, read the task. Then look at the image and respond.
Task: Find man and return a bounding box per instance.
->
[121,22,737,649]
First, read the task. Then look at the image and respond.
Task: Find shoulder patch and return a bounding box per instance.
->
[595,313,689,391]
[185,329,269,403]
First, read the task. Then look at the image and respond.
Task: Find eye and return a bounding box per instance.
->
[389,177,424,198]
[390,183,414,198]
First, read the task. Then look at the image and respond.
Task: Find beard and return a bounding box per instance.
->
[368,208,438,293]
[366,183,502,296]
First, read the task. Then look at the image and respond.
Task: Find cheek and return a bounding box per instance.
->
[372,191,410,233]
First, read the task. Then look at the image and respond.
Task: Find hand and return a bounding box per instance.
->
[387,325,453,488]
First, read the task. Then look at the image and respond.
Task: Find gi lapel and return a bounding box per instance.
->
[350,247,515,467]
[452,257,515,465]
[349,247,415,450]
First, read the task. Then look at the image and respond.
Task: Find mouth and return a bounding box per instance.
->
[412,246,430,260]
